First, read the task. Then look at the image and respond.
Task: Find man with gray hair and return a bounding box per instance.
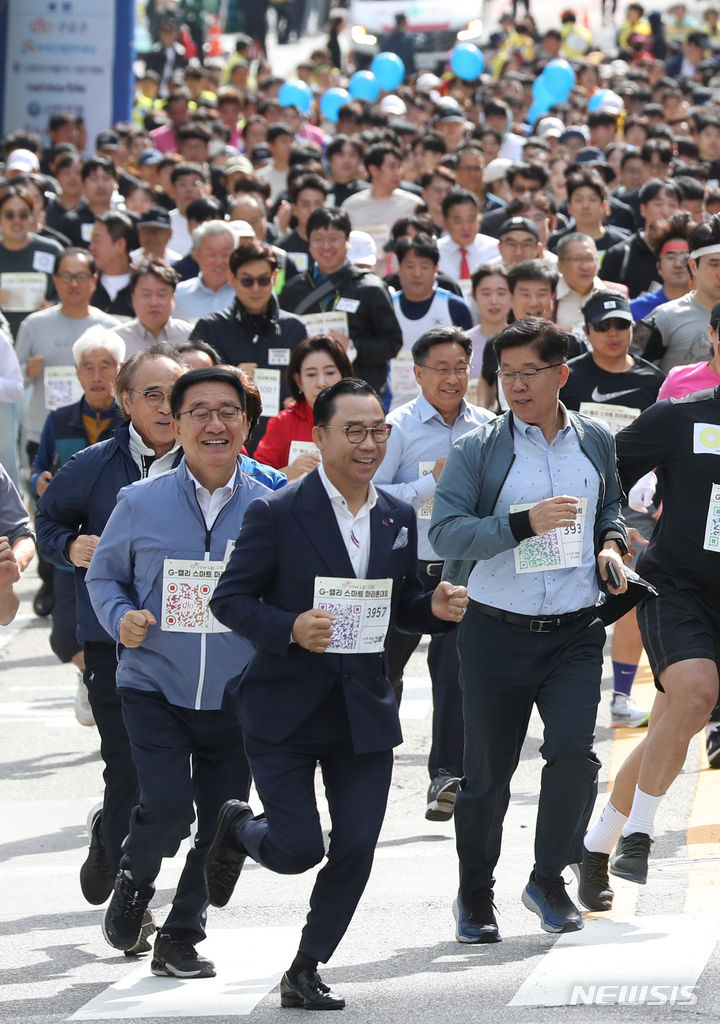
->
[173,220,251,321]
[31,324,125,726]
[554,233,608,333]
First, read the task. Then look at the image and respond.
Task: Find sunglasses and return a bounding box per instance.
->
[592,318,631,332]
[235,273,273,288]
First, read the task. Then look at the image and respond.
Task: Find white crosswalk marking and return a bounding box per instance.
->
[69,928,299,1020]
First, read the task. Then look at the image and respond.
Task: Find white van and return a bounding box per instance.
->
[349,0,484,73]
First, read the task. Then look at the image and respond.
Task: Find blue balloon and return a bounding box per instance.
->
[527,99,551,125]
[320,87,350,123]
[541,59,575,100]
[348,70,380,102]
[371,51,405,91]
[278,79,313,114]
[532,76,554,105]
[449,43,484,81]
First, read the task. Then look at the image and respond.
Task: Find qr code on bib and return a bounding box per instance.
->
[165,581,211,629]
[317,601,361,650]
[707,505,720,548]
[517,531,563,571]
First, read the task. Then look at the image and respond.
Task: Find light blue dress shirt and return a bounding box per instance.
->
[374,392,494,560]
[173,278,236,321]
[467,407,600,615]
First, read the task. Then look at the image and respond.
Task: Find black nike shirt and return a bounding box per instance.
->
[562,352,665,413]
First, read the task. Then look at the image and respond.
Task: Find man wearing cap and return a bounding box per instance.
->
[131,207,182,266]
[5,148,40,178]
[341,143,419,270]
[429,316,627,941]
[492,217,543,272]
[112,261,192,359]
[562,290,664,735]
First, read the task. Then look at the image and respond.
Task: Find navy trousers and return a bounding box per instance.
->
[456,603,604,898]
[386,566,463,779]
[120,689,251,944]
[240,685,394,963]
[84,641,138,875]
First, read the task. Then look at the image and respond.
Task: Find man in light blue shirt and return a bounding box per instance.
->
[173,221,238,322]
[429,316,628,943]
[375,325,493,822]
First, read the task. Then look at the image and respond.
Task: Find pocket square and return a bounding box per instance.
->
[392,526,408,550]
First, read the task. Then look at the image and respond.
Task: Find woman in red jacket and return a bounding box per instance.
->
[254,334,352,478]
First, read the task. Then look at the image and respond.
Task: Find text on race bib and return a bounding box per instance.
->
[511,498,588,574]
[313,576,393,654]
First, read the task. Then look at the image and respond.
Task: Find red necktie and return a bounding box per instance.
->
[460,246,471,280]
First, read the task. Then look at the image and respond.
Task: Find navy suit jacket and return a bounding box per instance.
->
[211,469,450,754]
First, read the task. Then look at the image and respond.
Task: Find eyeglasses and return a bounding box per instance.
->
[500,238,538,250]
[320,423,392,444]
[55,271,94,283]
[418,363,471,378]
[2,209,30,221]
[560,255,597,265]
[235,273,273,288]
[496,363,564,384]
[591,318,631,332]
[128,388,173,406]
[176,404,244,424]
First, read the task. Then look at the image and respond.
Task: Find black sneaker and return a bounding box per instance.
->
[102,870,155,951]
[453,891,501,943]
[575,849,614,911]
[151,933,216,978]
[280,970,345,1010]
[609,832,653,884]
[425,772,461,821]
[79,804,115,905]
[124,910,156,957]
[707,727,720,768]
[32,581,53,617]
[522,872,583,933]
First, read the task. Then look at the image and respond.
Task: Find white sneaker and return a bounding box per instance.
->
[611,692,649,729]
[74,674,95,727]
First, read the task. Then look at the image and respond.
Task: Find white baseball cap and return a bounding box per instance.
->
[348,230,377,268]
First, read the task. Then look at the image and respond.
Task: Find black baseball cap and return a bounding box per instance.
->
[499,216,540,241]
[583,292,633,326]
[96,131,119,151]
[137,206,171,230]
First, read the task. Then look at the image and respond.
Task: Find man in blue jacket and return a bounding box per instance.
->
[203,378,467,1009]
[86,366,269,979]
[429,317,628,943]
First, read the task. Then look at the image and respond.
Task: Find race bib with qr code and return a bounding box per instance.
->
[511,498,588,573]
[313,576,393,653]
[161,558,230,633]
[44,365,83,411]
[703,483,720,552]
[417,461,435,520]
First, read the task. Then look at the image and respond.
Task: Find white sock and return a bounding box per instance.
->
[622,786,663,838]
[584,801,628,855]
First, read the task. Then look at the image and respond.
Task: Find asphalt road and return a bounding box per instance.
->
[3,559,720,1024]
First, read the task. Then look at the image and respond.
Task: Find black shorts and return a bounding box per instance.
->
[637,581,720,692]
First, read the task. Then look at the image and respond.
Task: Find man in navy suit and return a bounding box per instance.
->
[205,378,467,1010]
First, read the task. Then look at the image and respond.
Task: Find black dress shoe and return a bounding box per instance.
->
[33,581,54,617]
[204,799,253,907]
[280,970,345,1010]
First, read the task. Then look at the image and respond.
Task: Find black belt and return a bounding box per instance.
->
[470,599,597,633]
[418,559,444,578]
